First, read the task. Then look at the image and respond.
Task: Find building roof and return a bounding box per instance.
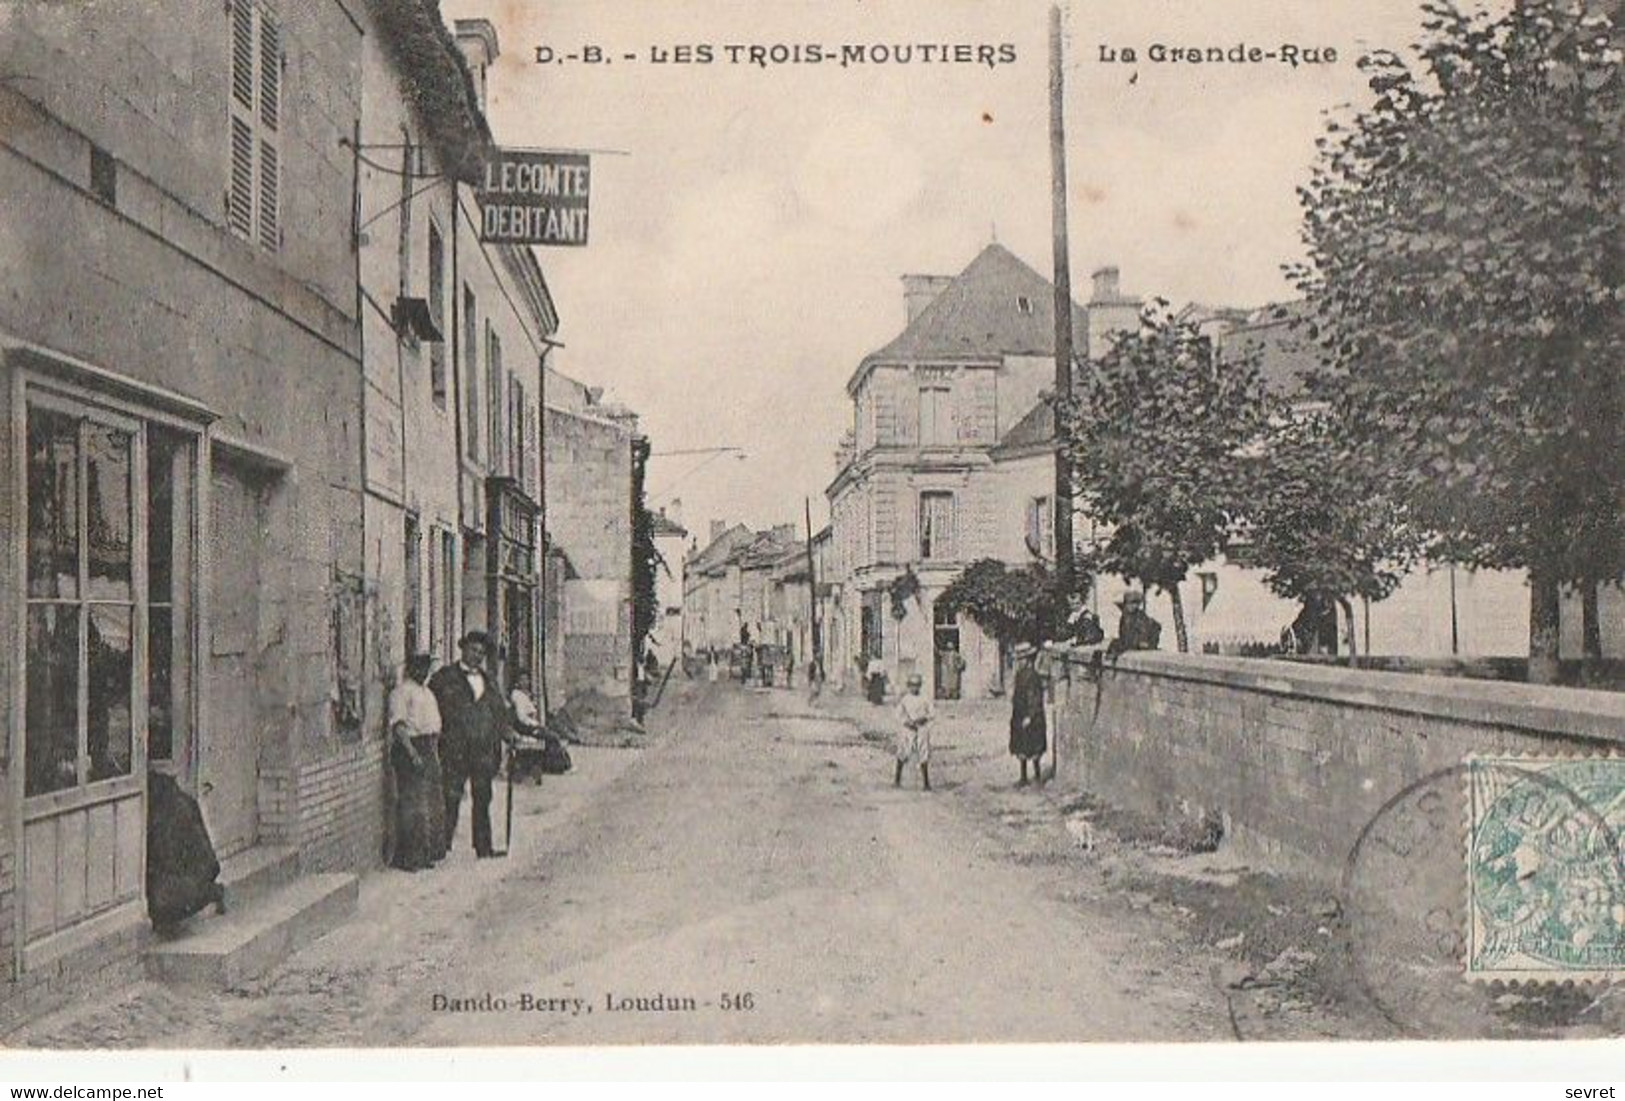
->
[1216,301,1322,399]
[991,399,1057,458]
[848,244,1090,394]
[367,0,493,185]
[651,512,688,538]
[689,523,754,576]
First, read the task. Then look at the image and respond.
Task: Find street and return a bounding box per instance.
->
[12,677,1281,1047]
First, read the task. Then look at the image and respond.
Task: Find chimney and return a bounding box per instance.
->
[453,19,501,115]
[710,520,727,543]
[1086,264,1141,360]
[901,274,953,323]
[1090,266,1123,304]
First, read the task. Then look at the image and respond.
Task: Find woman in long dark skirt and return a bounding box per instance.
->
[387,654,446,871]
[1009,643,1048,787]
[146,770,225,932]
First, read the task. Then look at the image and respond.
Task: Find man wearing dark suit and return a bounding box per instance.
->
[428,631,511,857]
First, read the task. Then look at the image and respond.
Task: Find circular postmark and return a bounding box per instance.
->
[1341,757,1624,1038]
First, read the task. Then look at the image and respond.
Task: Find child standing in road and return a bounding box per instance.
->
[894,672,935,791]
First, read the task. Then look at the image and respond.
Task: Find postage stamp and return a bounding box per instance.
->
[1465,757,1625,983]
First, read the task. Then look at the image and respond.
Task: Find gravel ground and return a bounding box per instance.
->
[14,676,1605,1049]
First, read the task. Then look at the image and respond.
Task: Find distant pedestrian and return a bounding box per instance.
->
[388,654,446,871]
[937,639,966,700]
[1009,643,1047,787]
[1067,596,1106,646]
[894,672,934,790]
[429,632,512,858]
[865,654,887,704]
[1107,590,1162,657]
[707,648,720,683]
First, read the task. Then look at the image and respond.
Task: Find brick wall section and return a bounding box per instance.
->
[293,740,387,874]
[1051,651,1625,887]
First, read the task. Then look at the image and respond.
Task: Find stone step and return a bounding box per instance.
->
[146,873,358,989]
[218,845,300,910]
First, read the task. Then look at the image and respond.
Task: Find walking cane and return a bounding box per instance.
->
[490,742,513,858]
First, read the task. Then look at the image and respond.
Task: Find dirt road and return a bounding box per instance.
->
[15,679,1242,1047]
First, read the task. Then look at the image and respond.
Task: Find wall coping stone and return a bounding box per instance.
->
[1050,647,1625,745]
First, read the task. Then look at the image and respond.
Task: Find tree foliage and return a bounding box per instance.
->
[937,558,1074,648]
[1292,0,1623,654]
[1060,304,1273,650]
[1241,408,1422,653]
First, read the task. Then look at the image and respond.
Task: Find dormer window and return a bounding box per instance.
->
[1017,296,1033,315]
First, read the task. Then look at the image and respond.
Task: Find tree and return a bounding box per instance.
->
[937,558,1075,650]
[1242,408,1423,659]
[1060,304,1272,651]
[1292,0,1623,680]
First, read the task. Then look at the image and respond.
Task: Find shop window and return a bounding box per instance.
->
[146,425,196,764]
[404,514,422,659]
[427,223,446,404]
[24,403,145,795]
[464,286,480,460]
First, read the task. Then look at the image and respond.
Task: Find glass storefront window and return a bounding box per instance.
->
[25,605,79,797]
[23,397,198,793]
[87,605,133,782]
[146,425,194,763]
[26,407,78,600]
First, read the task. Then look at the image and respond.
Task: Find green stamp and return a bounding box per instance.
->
[1467,756,1625,982]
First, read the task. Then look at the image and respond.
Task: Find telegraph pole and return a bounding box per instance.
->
[1049,4,1076,595]
[804,497,823,683]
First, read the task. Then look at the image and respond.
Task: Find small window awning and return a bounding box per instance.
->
[392,297,444,343]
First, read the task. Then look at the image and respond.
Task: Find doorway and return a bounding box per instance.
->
[203,458,272,857]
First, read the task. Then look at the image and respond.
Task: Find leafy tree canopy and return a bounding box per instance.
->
[1292,0,1623,588]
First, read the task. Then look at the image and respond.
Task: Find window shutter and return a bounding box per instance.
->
[228,117,254,237]
[257,139,279,249]
[230,0,255,109]
[258,13,280,132]
[226,1,280,250]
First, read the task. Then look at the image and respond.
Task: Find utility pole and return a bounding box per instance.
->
[1049,3,1077,596]
[804,497,823,683]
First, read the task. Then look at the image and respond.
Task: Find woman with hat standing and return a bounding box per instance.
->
[1009,643,1047,786]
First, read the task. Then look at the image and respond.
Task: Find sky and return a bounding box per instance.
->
[441,0,1438,544]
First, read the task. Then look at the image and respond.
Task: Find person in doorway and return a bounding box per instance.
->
[707,647,721,684]
[1009,642,1048,787]
[937,639,966,700]
[510,671,543,735]
[865,654,887,704]
[387,654,446,871]
[429,631,512,858]
[893,672,935,791]
[1107,590,1162,657]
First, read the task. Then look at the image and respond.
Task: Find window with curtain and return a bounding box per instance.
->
[919,491,955,561]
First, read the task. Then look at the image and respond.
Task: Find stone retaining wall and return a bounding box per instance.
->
[1049,650,1625,886]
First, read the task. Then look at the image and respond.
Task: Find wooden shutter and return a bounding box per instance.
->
[225,0,280,250]
[227,117,254,238]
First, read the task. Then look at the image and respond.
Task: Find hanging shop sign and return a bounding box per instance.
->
[478,150,590,246]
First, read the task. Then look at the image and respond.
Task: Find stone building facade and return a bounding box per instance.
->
[543,373,638,702]
[0,0,576,1021]
[0,0,366,1017]
[826,244,1094,699]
